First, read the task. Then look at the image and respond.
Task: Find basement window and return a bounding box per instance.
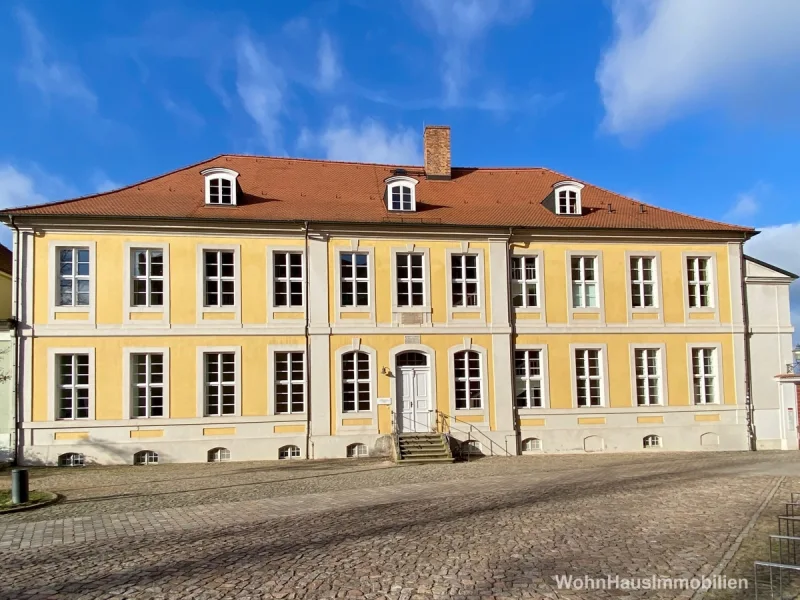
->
[385,175,418,212]
[553,181,584,215]
[201,167,239,206]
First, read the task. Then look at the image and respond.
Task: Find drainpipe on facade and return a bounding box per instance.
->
[303,221,312,460]
[507,227,521,455]
[9,216,21,465]
[740,240,757,451]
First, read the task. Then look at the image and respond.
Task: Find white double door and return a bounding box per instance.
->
[398,366,431,432]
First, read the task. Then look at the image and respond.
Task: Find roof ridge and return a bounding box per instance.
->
[217,153,422,170]
[540,166,754,233]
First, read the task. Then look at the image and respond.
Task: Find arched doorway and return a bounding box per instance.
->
[396,351,431,432]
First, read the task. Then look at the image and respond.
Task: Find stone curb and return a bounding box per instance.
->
[0,492,62,515]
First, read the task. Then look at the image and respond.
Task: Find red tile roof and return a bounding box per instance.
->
[0,155,753,234]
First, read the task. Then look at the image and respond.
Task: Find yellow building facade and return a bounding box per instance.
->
[2,127,763,464]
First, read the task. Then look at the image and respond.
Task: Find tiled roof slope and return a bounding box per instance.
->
[0,155,752,234]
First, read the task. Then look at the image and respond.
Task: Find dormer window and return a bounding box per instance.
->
[201,167,239,206]
[385,175,418,212]
[553,181,584,216]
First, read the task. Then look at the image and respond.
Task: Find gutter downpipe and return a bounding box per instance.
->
[740,240,757,451]
[507,227,520,455]
[9,216,21,465]
[304,221,312,460]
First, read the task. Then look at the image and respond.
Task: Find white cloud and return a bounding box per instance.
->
[725,182,770,223]
[0,164,77,246]
[90,171,122,194]
[316,32,341,91]
[0,165,47,211]
[597,0,800,137]
[235,33,286,153]
[415,0,532,105]
[15,7,97,110]
[298,111,421,165]
[745,222,800,342]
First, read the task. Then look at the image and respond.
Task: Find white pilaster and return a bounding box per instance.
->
[307,233,331,437]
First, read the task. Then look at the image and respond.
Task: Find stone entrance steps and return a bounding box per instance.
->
[396,433,454,464]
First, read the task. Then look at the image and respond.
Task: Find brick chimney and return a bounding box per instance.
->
[423,125,451,180]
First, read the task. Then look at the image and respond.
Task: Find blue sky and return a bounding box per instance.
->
[0,0,798,337]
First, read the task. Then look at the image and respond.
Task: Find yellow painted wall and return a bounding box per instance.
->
[329,334,496,434]
[34,234,732,328]
[327,238,491,325]
[512,241,732,325]
[516,332,737,408]
[0,272,12,320]
[31,335,305,421]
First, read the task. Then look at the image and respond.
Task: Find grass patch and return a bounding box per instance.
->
[0,489,52,510]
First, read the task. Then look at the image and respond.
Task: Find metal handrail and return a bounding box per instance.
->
[435,409,512,458]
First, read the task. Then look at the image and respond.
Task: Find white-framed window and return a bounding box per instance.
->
[342,351,370,413]
[553,181,583,215]
[201,167,239,206]
[203,250,235,307]
[571,256,598,308]
[57,354,90,419]
[634,348,661,406]
[687,257,713,308]
[630,256,656,308]
[273,251,304,307]
[454,350,482,409]
[340,252,369,307]
[643,434,662,449]
[204,352,236,416]
[692,347,718,404]
[347,443,368,458]
[514,349,544,408]
[575,349,603,407]
[279,445,301,460]
[57,247,90,306]
[208,447,230,462]
[385,176,418,211]
[450,254,479,307]
[521,438,542,452]
[132,353,165,418]
[134,450,159,465]
[511,255,539,308]
[131,249,164,307]
[58,453,85,467]
[396,253,425,307]
[275,351,305,414]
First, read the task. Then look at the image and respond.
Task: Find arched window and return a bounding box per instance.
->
[58,452,85,467]
[385,175,418,212]
[201,167,239,206]
[278,445,301,460]
[208,447,231,462]
[553,181,584,215]
[346,443,368,458]
[521,438,542,453]
[396,351,427,367]
[342,351,371,413]
[134,450,159,465]
[643,434,662,449]
[454,350,482,409]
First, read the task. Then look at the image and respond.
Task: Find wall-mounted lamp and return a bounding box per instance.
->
[381,366,392,376]
[790,344,800,374]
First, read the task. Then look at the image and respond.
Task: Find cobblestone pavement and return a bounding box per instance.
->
[0,452,797,599]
